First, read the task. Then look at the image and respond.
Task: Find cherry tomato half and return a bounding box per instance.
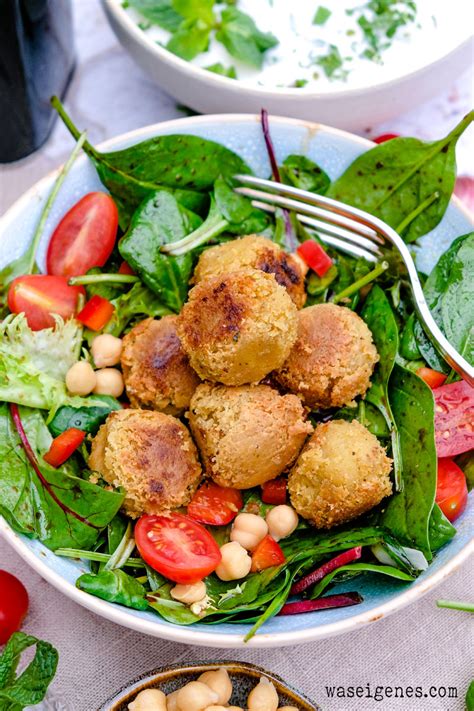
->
[187,482,243,526]
[7,275,85,330]
[436,458,468,522]
[77,295,114,331]
[261,478,287,505]
[372,133,400,143]
[46,192,118,277]
[433,380,474,457]
[296,240,333,277]
[251,535,286,573]
[135,513,221,584]
[43,428,86,468]
[416,367,447,389]
[0,570,29,644]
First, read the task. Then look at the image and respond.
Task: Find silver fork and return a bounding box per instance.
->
[234,174,474,387]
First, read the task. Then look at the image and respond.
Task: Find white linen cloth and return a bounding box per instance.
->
[0,2,472,709]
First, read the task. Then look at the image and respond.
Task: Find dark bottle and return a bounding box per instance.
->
[0,0,75,163]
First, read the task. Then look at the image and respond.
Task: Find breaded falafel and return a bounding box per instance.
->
[177,269,298,385]
[187,382,313,489]
[88,409,202,518]
[275,302,378,409]
[121,316,201,415]
[193,235,307,308]
[289,419,392,528]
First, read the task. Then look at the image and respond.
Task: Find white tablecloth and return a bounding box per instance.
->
[0,2,473,709]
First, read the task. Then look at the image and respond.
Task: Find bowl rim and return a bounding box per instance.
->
[98,660,319,710]
[102,0,474,100]
[0,112,473,649]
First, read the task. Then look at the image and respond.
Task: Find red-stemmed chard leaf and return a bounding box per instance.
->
[279,592,363,615]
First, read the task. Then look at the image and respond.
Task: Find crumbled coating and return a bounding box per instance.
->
[121,316,201,416]
[187,382,313,489]
[289,419,392,528]
[275,302,378,409]
[193,234,307,308]
[177,268,298,386]
[88,409,202,518]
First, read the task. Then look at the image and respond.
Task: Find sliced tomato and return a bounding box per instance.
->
[7,275,84,330]
[297,240,333,277]
[261,478,287,505]
[187,482,243,526]
[77,295,114,331]
[43,428,86,468]
[373,133,399,143]
[135,513,221,584]
[118,260,136,276]
[416,367,447,389]
[251,535,286,573]
[0,571,29,644]
[46,192,118,277]
[433,380,474,457]
[436,458,468,522]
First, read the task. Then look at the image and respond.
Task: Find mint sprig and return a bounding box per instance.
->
[0,632,58,710]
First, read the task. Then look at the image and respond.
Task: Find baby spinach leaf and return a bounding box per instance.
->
[147,585,201,625]
[279,155,331,194]
[48,396,121,437]
[0,632,58,710]
[336,400,390,437]
[280,526,384,559]
[216,7,278,68]
[119,191,196,312]
[429,503,456,552]
[166,18,212,60]
[381,364,437,559]
[456,450,474,492]
[0,404,123,550]
[361,284,402,490]
[440,233,474,364]
[53,98,250,228]
[328,112,474,243]
[127,0,182,31]
[76,569,149,610]
[399,312,421,360]
[309,562,414,599]
[103,282,170,337]
[414,319,449,373]
[466,680,474,711]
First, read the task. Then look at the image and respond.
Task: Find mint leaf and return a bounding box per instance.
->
[313,6,331,25]
[0,632,58,709]
[217,7,278,68]
[127,0,182,31]
[172,0,215,24]
[314,44,347,79]
[166,18,212,60]
[205,62,237,78]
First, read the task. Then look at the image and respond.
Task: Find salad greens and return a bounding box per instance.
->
[0,102,471,640]
[0,632,58,710]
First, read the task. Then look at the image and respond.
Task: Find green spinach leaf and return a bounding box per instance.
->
[0,632,58,710]
[76,569,148,610]
[361,284,402,489]
[48,396,121,437]
[279,155,330,194]
[309,562,413,599]
[0,404,123,550]
[382,364,437,558]
[103,282,170,337]
[429,503,456,552]
[328,112,473,243]
[440,233,474,364]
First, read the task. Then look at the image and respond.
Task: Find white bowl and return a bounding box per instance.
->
[102,0,474,132]
[0,114,473,648]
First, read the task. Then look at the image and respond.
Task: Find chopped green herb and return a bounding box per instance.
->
[313,5,331,25]
[293,78,308,87]
[205,62,237,78]
[313,44,347,80]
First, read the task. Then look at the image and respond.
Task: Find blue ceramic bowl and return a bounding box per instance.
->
[1,114,472,648]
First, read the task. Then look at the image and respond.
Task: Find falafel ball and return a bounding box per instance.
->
[193,235,307,308]
[177,269,298,385]
[121,316,201,415]
[289,419,392,528]
[188,382,313,489]
[88,409,202,518]
[275,302,378,409]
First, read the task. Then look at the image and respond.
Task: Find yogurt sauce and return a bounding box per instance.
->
[124,0,469,91]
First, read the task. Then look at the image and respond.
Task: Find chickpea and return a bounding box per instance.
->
[128,688,167,711]
[265,505,299,542]
[171,581,206,605]
[176,681,218,711]
[248,677,279,711]
[65,361,97,396]
[91,333,123,367]
[205,707,244,711]
[199,668,232,705]
[166,690,180,711]
[230,513,268,551]
[278,707,300,711]
[215,541,252,582]
[93,367,124,397]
